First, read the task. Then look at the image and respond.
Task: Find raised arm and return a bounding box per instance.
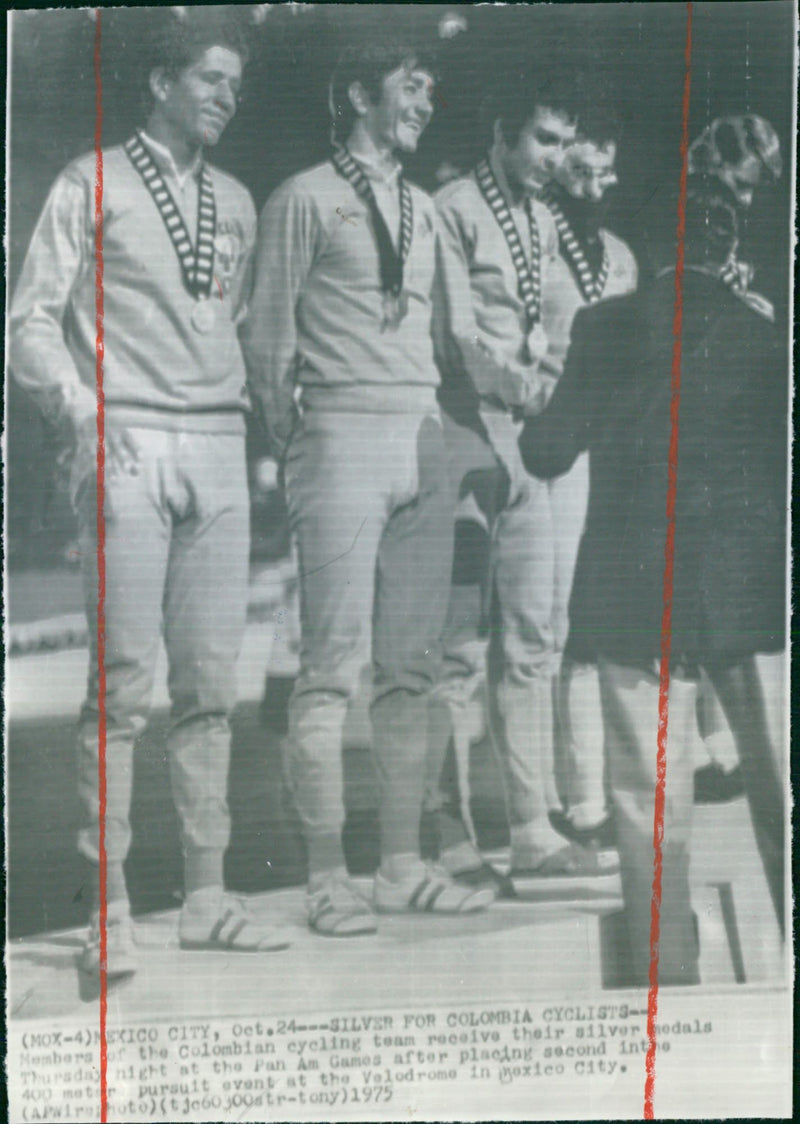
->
[432,196,554,415]
[518,302,596,478]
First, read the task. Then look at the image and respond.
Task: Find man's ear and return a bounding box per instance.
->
[347,80,371,119]
[149,67,172,106]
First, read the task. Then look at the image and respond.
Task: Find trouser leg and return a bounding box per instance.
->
[162,434,250,893]
[425,495,499,850]
[488,475,557,830]
[424,588,486,850]
[75,442,170,898]
[549,455,606,822]
[372,414,453,859]
[599,658,700,986]
[705,657,785,935]
[283,415,386,872]
[424,419,504,850]
[696,672,739,770]
[555,658,606,821]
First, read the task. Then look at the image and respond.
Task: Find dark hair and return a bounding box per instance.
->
[329,40,439,142]
[140,7,250,113]
[485,67,584,148]
[575,93,623,150]
[148,7,250,76]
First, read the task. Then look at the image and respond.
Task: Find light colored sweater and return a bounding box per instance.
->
[9,140,256,434]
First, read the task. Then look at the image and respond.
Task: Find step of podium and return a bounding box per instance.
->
[9,805,784,1027]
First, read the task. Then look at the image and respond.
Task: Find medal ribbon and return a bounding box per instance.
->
[124,133,216,299]
[331,145,413,299]
[541,186,609,303]
[475,157,542,326]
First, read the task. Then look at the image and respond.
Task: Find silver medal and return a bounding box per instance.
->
[191,299,216,334]
[381,290,409,331]
[525,322,548,363]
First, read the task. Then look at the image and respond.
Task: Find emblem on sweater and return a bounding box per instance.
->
[214,225,245,295]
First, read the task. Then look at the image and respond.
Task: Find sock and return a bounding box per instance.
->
[380,852,425,883]
[308,865,349,894]
[184,847,225,896]
[307,832,346,879]
[183,885,224,916]
[440,840,482,874]
[567,802,609,831]
[88,859,128,914]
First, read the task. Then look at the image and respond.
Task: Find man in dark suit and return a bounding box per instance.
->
[519,185,787,984]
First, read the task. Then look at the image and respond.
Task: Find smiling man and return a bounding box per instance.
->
[242,41,493,936]
[9,9,291,977]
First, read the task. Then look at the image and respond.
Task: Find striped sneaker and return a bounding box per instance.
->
[307,875,378,937]
[374,863,494,914]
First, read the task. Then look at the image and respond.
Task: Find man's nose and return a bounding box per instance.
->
[215,83,237,114]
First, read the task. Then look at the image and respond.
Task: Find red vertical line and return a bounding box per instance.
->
[643,3,693,1119]
[92,8,108,1123]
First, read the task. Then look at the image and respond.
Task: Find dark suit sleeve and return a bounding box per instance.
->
[518,304,595,479]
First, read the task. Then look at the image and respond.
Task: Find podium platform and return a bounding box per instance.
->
[9,795,785,1027]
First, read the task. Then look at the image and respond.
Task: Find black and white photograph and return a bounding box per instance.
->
[5,3,795,1120]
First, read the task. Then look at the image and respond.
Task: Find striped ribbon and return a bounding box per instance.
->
[475,158,542,326]
[124,133,216,299]
[541,186,609,303]
[331,144,413,297]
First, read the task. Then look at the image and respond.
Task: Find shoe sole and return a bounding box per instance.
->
[374,890,495,914]
[179,938,291,952]
[308,919,378,938]
[78,959,138,979]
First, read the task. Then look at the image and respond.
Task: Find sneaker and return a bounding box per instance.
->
[512,841,619,878]
[307,875,377,937]
[549,809,618,851]
[374,862,494,914]
[79,909,137,979]
[440,842,517,900]
[179,893,292,952]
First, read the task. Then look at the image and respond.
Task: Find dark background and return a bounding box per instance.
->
[7,2,795,570]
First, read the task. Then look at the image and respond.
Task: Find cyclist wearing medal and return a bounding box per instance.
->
[425,68,609,887]
[242,41,494,937]
[536,104,638,849]
[9,9,292,977]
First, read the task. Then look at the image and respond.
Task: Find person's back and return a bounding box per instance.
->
[557,270,786,670]
[520,185,788,982]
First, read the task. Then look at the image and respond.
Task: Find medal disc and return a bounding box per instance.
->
[525,322,548,363]
[381,290,409,331]
[191,299,216,334]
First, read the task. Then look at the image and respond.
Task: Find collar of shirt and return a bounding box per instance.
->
[346,142,402,188]
[139,131,203,190]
